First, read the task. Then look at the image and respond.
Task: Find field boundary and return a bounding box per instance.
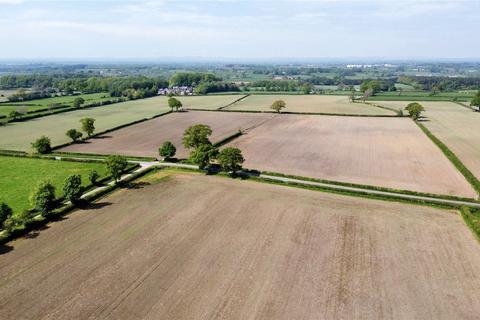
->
[184,108,400,117]
[217,94,250,110]
[460,206,480,241]
[415,121,480,197]
[51,110,172,151]
[455,101,477,111]
[363,101,404,115]
[0,161,150,244]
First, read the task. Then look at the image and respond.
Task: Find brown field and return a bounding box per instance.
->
[1,172,480,319]
[228,114,476,197]
[376,101,480,180]
[61,110,274,158]
[226,94,396,115]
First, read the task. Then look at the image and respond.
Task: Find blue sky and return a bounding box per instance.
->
[0,0,479,60]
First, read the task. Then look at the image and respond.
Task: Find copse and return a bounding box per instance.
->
[189,144,218,169]
[105,155,128,183]
[405,102,425,120]
[63,174,83,204]
[30,181,56,216]
[80,117,96,137]
[168,97,182,111]
[183,124,213,149]
[218,147,245,175]
[73,97,85,108]
[9,110,22,120]
[471,90,480,111]
[66,128,83,142]
[31,136,52,154]
[159,141,176,160]
[270,100,286,113]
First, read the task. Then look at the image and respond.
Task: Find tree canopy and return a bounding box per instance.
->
[182,124,213,149]
[218,147,245,173]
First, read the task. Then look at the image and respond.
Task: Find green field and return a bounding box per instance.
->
[367,91,473,102]
[0,92,113,116]
[0,156,107,214]
[0,96,170,151]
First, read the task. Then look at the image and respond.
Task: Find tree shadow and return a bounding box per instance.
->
[124,181,151,190]
[0,244,13,254]
[83,201,113,210]
[92,135,112,140]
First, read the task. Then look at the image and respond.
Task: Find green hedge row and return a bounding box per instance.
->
[260,170,479,203]
[217,94,250,110]
[189,108,399,118]
[460,206,480,241]
[416,122,480,196]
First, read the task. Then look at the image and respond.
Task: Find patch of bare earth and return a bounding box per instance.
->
[0,173,480,319]
[227,114,476,198]
[60,110,273,158]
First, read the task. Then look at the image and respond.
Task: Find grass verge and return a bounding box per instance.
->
[460,206,480,241]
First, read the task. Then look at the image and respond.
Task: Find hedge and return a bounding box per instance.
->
[260,170,479,203]
[187,108,399,118]
[217,94,250,110]
[460,206,480,241]
[416,121,480,196]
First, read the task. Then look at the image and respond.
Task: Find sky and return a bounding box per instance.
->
[0,0,479,61]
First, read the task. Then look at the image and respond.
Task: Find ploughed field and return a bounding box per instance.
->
[227,114,476,197]
[60,110,273,158]
[376,101,480,180]
[0,96,171,151]
[1,172,480,319]
[224,94,396,115]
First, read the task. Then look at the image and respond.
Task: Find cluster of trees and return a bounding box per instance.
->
[246,80,313,93]
[194,81,239,94]
[405,102,425,120]
[0,155,130,233]
[470,90,480,111]
[359,79,397,94]
[168,72,221,87]
[158,124,245,175]
[7,88,55,102]
[399,76,480,92]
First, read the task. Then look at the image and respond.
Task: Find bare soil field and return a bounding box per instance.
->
[61,110,274,158]
[228,114,476,197]
[226,94,396,115]
[1,173,480,319]
[177,94,246,110]
[376,101,480,180]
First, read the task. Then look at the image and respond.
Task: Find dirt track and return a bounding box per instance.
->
[228,114,476,197]
[61,110,273,158]
[1,173,480,319]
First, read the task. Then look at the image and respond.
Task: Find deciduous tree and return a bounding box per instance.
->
[63,175,83,204]
[30,181,56,216]
[270,100,286,113]
[80,118,96,137]
[183,124,213,149]
[105,155,128,183]
[65,128,83,142]
[31,136,52,154]
[218,147,244,174]
[159,141,176,160]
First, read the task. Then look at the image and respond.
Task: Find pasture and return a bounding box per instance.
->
[60,110,273,158]
[225,94,396,115]
[0,156,107,214]
[1,172,480,319]
[0,92,113,116]
[0,89,21,103]
[227,115,476,197]
[176,94,245,110]
[0,96,171,151]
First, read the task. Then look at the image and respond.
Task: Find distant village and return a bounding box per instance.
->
[157,86,194,96]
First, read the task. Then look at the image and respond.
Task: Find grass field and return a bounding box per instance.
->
[227,114,476,197]
[0,156,107,214]
[0,92,113,116]
[1,172,480,319]
[376,101,480,180]
[61,110,274,158]
[368,91,473,102]
[0,96,171,151]
[225,94,396,115]
[175,94,246,110]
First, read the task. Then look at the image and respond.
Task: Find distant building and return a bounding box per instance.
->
[158,86,194,95]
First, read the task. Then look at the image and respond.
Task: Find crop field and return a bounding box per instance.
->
[377,101,480,179]
[225,94,396,115]
[0,92,113,116]
[176,94,246,110]
[0,96,171,151]
[0,156,107,214]
[1,172,480,319]
[228,115,476,197]
[60,110,274,158]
